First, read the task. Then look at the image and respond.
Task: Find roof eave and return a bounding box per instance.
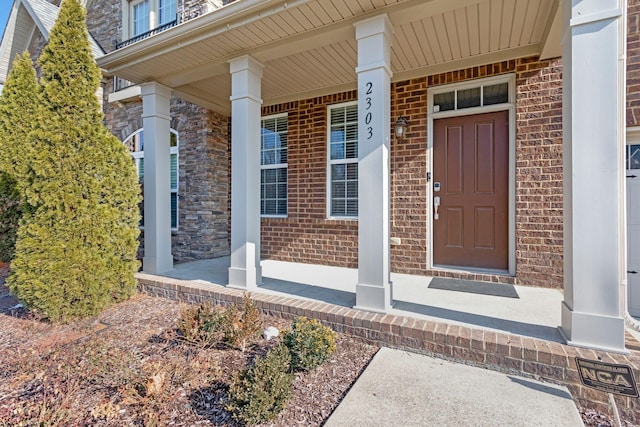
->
[97,0,296,72]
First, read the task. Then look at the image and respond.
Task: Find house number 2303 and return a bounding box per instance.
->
[365,82,373,140]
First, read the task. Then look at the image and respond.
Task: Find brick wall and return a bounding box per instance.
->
[262,57,564,288]
[514,58,564,288]
[390,78,428,274]
[260,93,359,267]
[628,0,640,125]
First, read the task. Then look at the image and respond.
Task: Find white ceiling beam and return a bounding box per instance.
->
[172,86,230,115]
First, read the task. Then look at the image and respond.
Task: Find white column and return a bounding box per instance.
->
[140,82,173,274]
[228,55,263,290]
[354,15,393,313]
[560,0,627,351]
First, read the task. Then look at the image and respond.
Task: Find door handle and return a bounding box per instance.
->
[434,196,440,220]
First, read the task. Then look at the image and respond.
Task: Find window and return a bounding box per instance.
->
[261,114,288,216]
[124,129,179,229]
[627,144,640,170]
[433,81,509,113]
[158,0,177,26]
[328,102,358,218]
[132,0,150,36]
[125,0,177,38]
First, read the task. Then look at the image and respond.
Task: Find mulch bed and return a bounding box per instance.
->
[0,266,377,426]
[0,266,633,426]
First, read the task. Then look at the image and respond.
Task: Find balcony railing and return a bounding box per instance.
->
[113,1,237,51]
[113,76,135,93]
[115,19,178,50]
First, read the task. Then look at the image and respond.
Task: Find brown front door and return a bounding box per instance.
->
[432,111,509,270]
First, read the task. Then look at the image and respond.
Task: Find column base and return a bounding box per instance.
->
[142,254,173,275]
[560,302,628,353]
[228,266,262,290]
[354,282,393,313]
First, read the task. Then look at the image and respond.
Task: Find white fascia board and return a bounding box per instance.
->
[0,1,23,84]
[97,0,298,70]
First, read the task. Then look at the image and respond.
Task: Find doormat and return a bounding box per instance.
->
[428,277,519,298]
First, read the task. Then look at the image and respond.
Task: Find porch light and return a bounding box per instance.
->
[395,116,409,140]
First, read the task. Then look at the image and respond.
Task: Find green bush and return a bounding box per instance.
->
[4,0,141,322]
[227,344,294,425]
[0,172,22,262]
[222,294,263,352]
[0,52,39,199]
[0,50,38,265]
[283,316,337,371]
[177,303,224,347]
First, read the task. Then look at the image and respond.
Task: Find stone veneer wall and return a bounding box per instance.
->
[85,0,231,263]
[261,56,563,288]
[102,94,231,263]
[86,0,121,53]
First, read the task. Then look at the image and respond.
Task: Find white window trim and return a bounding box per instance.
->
[427,73,516,276]
[428,74,515,119]
[326,101,358,220]
[260,112,288,218]
[124,128,179,231]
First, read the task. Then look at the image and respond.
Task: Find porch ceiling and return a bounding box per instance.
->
[97,0,561,115]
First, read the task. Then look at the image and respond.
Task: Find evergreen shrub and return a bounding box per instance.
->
[283,316,337,371]
[227,344,294,425]
[0,172,21,262]
[3,0,141,322]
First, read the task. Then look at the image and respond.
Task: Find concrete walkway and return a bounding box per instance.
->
[325,347,584,427]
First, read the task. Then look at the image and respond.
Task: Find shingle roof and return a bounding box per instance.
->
[24,0,105,59]
[0,0,105,86]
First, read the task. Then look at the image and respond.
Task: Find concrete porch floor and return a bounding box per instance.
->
[160,257,565,342]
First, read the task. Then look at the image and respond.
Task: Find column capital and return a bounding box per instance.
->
[229,55,264,103]
[354,14,393,43]
[140,81,172,99]
[354,14,393,76]
[228,55,264,77]
[140,81,171,120]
